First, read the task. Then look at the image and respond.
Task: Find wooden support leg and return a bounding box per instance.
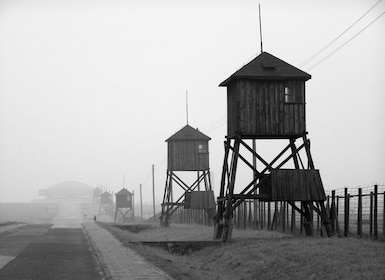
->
[301,202,313,236]
[222,217,233,242]
[319,201,332,237]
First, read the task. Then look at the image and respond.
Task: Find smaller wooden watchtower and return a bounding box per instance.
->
[114,188,134,223]
[98,191,114,219]
[160,124,215,226]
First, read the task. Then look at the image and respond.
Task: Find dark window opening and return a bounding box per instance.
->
[284,81,304,104]
[198,144,208,154]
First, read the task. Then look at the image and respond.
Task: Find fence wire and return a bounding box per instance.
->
[170,185,384,239]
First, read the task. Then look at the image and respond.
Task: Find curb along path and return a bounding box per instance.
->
[83,222,173,280]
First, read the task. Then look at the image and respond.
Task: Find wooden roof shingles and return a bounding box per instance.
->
[166,124,211,142]
[219,52,311,86]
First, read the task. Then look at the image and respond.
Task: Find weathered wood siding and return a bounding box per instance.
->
[259,169,326,201]
[227,80,306,137]
[269,169,325,201]
[184,191,216,209]
[167,140,209,171]
[116,195,132,208]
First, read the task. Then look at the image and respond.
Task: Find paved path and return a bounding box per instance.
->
[0,225,103,279]
[83,222,172,280]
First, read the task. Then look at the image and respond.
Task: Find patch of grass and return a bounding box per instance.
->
[99,222,385,280]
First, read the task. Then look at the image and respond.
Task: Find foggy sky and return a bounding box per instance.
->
[0,0,384,203]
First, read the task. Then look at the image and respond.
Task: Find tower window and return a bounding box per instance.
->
[284,81,304,104]
[198,144,207,154]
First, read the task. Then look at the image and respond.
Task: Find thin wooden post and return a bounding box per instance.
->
[300,203,303,234]
[152,164,155,217]
[262,201,267,229]
[140,184,143,221]
[255,200,259,229]
[383,191,385,238]
[254,199,258,229]
[243,201,247,230]
[285,202,290,229]
[260,201,264,230]
[248,200,252,228]
[316,210,320,231]
[344,188,349,237]
[267,202,271,230]
[357,188,362,237]
[336,195,340,236]
[282,202,286,233]
[234,207,238,228]
[291,202,295,233]
[374,185,378,239]
[273,202,278,230]
[331,191,336,235]
[370,192,373,236]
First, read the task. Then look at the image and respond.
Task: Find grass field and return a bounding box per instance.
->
[99,222,385,280]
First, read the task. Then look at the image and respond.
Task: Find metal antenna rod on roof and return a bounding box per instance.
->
[186,90,189,125]
[259,3,263,53]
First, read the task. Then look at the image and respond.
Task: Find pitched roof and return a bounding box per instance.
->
[101,191,112,197]
[219,52,311,86]
[166,124,211,142]
[116,188,132,196]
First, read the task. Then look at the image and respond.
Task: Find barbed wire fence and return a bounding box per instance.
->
[170,184,384,239]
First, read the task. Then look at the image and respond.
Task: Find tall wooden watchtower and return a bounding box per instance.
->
[114,188,134,223]
[214,52,331,241]
[160,124,215,226]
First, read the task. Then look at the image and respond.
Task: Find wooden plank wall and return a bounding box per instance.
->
[167,140,209,171]
[190,191,216,209]
[227,80,306,137]
[116,196,132,208]
[271,169,326,201]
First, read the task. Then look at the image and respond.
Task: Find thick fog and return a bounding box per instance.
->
[0,0,384,203]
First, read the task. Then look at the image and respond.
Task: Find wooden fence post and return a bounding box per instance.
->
[344,188,349,237]
[300,203,303,235]
[357,188,362,237]
[370,192,373,237]
[267,202,271,230]
[383,191,385,238]
[260,201,264,230]
[374,185,378,239]
[291,202,295,233]
[331,190,336,235]
[282,202,286,233]
[336,195,341,237]
[248,200,252,228]
[243,201,247,230]
[254,199,258,229]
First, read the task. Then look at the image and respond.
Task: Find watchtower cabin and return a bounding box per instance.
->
[160,124,215,227]
[98,191,114,219]
[114,188,134,223]
[214,52,331,241]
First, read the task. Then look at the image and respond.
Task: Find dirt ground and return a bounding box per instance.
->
[99,222,385,280]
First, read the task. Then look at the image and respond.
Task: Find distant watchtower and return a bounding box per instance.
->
[98,191,114,219]
[114,188,134,223]
[214,52,331,241]
[160,124,215,226]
